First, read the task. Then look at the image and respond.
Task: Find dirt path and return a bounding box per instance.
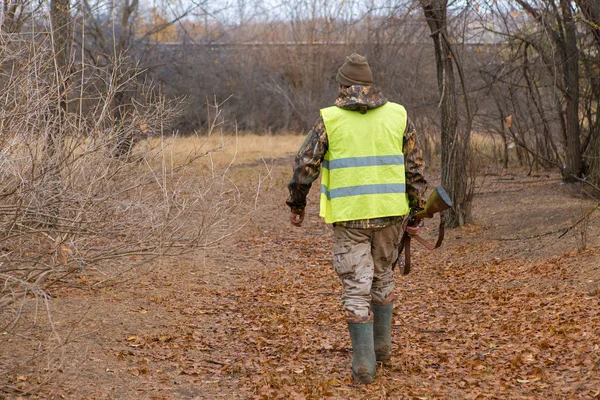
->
[2,162,599,399]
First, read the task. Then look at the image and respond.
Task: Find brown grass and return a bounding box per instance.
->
[143,133,305,170]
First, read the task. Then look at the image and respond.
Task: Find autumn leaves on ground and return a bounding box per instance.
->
[2,135,600,399]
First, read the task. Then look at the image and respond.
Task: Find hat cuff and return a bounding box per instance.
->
[336,70,372,87]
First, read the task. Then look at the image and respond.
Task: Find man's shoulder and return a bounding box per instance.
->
[383,101,406,111]
[320,105,338,114]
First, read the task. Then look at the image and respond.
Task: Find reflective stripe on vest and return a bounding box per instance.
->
[319,102,410,224]
[321,183,407,200]
[322,155,405,170]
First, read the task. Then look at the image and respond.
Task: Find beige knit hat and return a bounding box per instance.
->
[336,53,374,86]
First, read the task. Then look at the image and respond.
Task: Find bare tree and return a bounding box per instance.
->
[418,0,474,227]
[513,0,583,181]
[38,0,73,229]
[473,0,598,192]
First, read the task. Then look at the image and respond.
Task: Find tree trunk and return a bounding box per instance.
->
[559,0,582,181]
[44,0,72,227]
[419,0,472,227]
[576,0,600,195]
[112,0,140,159]
[588,133,600,197]
[500,112,509,169]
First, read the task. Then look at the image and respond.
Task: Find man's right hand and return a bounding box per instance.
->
[290,210,305,227]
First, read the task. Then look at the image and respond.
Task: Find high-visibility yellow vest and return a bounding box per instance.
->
[319,102,410,224]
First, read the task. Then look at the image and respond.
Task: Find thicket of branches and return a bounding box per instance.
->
[0,9,248,332]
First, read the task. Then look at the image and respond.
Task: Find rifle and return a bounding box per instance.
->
[393,186,453,275]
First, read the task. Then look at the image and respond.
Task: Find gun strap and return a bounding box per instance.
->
[399,213,446,275]
[401,237,411,275]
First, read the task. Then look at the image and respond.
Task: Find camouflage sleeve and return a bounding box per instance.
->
[286,117,328,213]
[403,118,428,210]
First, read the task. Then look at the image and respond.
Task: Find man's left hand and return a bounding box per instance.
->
[405,224,421,237]
[290,211,305,227]
[402,217,423,237]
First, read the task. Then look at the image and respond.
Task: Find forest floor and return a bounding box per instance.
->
[1,140,600,399]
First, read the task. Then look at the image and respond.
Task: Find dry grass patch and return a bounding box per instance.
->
[142,133,305,171]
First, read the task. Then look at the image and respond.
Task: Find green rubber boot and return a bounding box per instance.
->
[347,322,377,384]
[372,303,393,361]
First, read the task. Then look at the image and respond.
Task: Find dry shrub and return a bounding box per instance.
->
[0,31,252,332]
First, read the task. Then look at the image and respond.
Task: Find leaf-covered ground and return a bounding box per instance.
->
[2,162,599,399]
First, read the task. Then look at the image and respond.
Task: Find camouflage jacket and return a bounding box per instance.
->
[286,85,428,229]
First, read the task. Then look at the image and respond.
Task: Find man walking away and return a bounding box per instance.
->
[286,53,427,384]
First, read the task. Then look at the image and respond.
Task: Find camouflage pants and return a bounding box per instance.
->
[332,222,401,320]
